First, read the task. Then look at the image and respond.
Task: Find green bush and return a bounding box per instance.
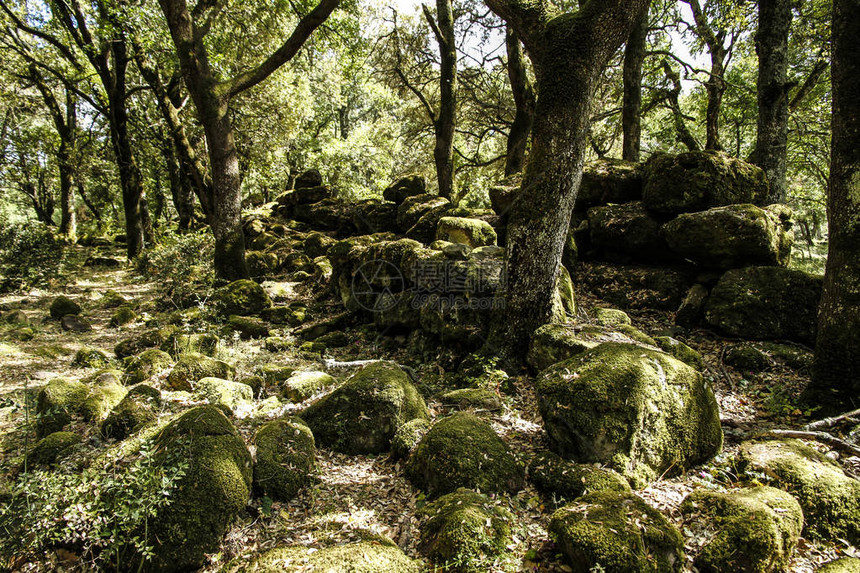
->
[134,230,215,309]
[0,223,68,292]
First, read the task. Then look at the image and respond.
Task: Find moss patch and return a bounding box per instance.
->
[71,347,112,369]
[253,417,316,502]
[101,385,162,440]
[24,431,82,468]
[195,377,253,410]
[281,371,336,402]
[529,451,630,504]
[654,336,704,370]
[35,378,89,437]
[213,279,271,316]
[166,352,234,391]
[125,348,172,385]
[49,295,81,319]
[436,217,497,248]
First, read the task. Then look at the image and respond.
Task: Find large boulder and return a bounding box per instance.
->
[435,217,497,248]
[643,151,768,214]
[383,174,426,204]
[587,202,669,262]
[24,431,82,468]
[662,204,794,269]
[293,168,323,189]
[680,486,803,573]
[101,385,162,440]
[35,378,88,437]
[576,158,644,210]
[213,279,271,317]
[737,439,860,544]
[292,199,358,235]
[80,376,127,423]
[527,323,649,372]
[300,361,428,454]
[418,488,514,573]
[536,342,722,487]
[353,200,399,235]
[406,412,524,498]
[115,328,174,359]
[243,538,421,572]
[281,370,337,402]
[194,377,253,409]
[147,406,252,571]
[396,194,451,233]
[549,490,684,573]
[166,352,235,391]
[124,348,172,385]
[405,202,454,244]
[704,266,823,345]
[253,417,316,502]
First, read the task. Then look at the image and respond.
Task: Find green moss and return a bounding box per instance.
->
[253,417,316,502]
[418,488,514,573]
[109,305,138,328]
[71,347,111,369]
[549,491,684,573]
[213,279,271,316]
[100,290,128,308]
[737,439,860,544]
[124,348,172,385]
[593,308,632,327]
[35,378,89,437]
[390,418,431,460]
[577,158,644,209]
[438,388,502,410]
[195,377,253,409]
[258,363,296,385]
[526,324,601,372]
[225,315,270,339]
[101,385,162,440]
[162,332,219,357]
[166,352,234,391]
[246,540,421,572]
[49,295,81,319]
[654,336,704,370]
[144,406,251,571]
[263,336,291,352]
[301,361,428,454]
[536,343,723,488]
[436,217,497,248]
[24,431,82,468]
[3,310,29,326]
[528,451,630,504]
[115,327,175,359]
[81,377,127,423]
[680,486,803,573]
[281,371,336,402]
[406,412,524,498]
[725,344,770,372]
[616,324,657,346]
[818,558,860,573]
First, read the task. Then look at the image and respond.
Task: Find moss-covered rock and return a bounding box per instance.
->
[246,250,280,278]
[124,348,172,385]
[725,342,812,373]
[281,371,336,402]
[71,347,111,369]
[643,151,768,214]
[24,431,82,468]
[49,295,81,319]
[383,174,426,205]
[528,451,630,503]
[162,332,220,357]
[35,378,89,437]
[705,267,822,345]
[253,417,316,502]
[100,290,128,308]
[257,363,296,386]
[725,344,771,372]
[243,539,422,572]
[195,377,253,410]
[654,336,704,370]
[146,406,252,571]
[261,304,307,326]
[593,307,632,327]
[662,204,794,269]
[101,385,162,440]
[81,376,127,423]
[439,388,502,410]
[577,158,644,209]
[680,486,803,573]
[225,315,270,339]
[436,217,497,248]
[549,490,684,573]
[316,331,348,348]
[397,194,451,232]
[418,488,514,573]
[300,361,428,454]
[109,305,138,327]
[4,309,29,326]
[263,336,291,352]
[536,342,723,487]
[527,324,648,372]
[588,202,669,262]
[737,439,860,544]
[390,417,431,460]
[213,279,271,316]
[818,558,860,573]
[115,328,174,359]
[166,352,234,391]
[406,412,524,498]
[61,315,92,333]
[676,283,709,327]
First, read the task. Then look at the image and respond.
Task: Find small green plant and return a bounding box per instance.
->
[134,230,215,309]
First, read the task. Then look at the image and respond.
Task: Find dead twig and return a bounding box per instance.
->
[805,407,860,431]
[755,429,860,458]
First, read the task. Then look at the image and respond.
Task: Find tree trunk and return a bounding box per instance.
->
[485,0,651,359]
[505,26,535,176]
[162,139,194,230]
[754,0,793,203]
[428,0,456,199]
[662,61,702,151]
[704,51,726,151]
[57,138,76,241]
[809,0,860,412]
[622,8,648,162]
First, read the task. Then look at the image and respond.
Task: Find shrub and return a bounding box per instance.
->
[134,230,215,309]
[0,223,68,292]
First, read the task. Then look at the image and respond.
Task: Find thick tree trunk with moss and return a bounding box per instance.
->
[505,26,535,176]
[485,0,651,359]
[809,0,860,412]
[622,9,648,162]
[426,0,457,199]
[754,0,793,203]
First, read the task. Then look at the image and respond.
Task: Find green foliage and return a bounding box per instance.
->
[134,230,215,309]
[0,438,188,569]
[0,222,68,292]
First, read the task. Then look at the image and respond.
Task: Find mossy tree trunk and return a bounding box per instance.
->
[753,0,793,203]
[504,25,535,176]
[158,0,340,281]
[809,0,860,412]
[622,7,648,163]
[683,0,728,151]
[485,0,650,359]
[424,0,457,199]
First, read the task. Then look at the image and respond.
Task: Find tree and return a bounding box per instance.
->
[157,0,340,281]
[622,7,648,162]
[753,0,793,203]
[504,25,534,175]
[808,0,860,412]
[485,0,650,359]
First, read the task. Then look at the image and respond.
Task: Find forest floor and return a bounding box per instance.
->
[0,244,857,572]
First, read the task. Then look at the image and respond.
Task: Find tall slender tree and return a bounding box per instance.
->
[504,25,534,175]
[484,0,650,359]
[158,0,340,280]
[622,7,649,162]
[808,0,860,412]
